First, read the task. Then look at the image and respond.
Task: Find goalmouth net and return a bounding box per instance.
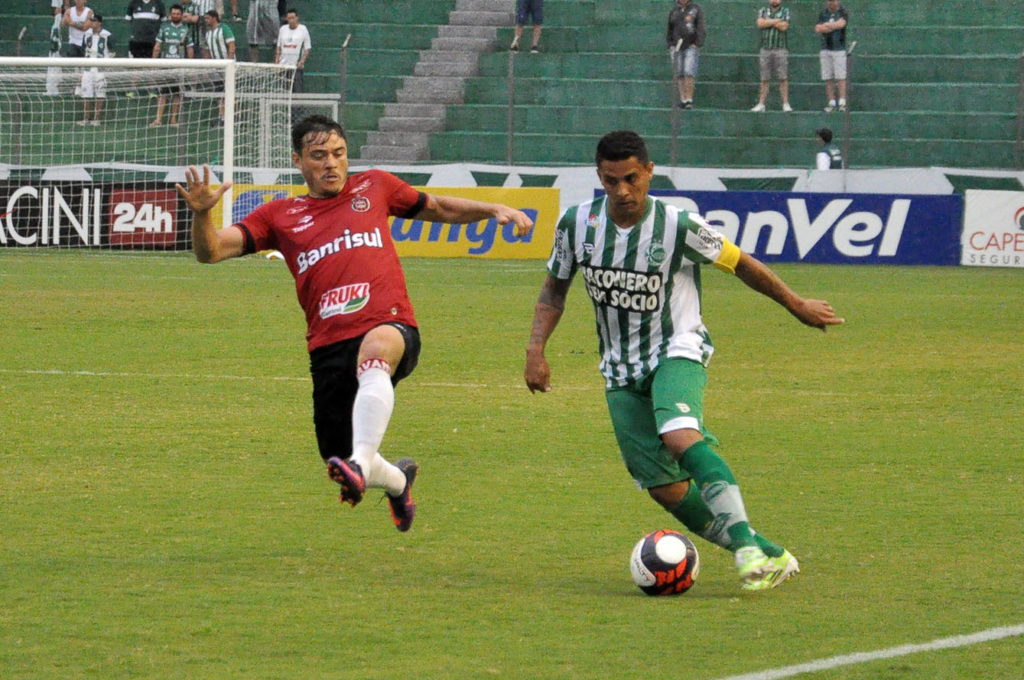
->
[0,57,308,250]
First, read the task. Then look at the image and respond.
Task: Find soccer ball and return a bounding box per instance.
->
[629,529,700,596]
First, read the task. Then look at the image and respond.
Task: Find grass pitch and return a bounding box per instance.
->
[1,252,1022,679]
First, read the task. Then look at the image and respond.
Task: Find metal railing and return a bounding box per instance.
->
[1016,47,1024,170]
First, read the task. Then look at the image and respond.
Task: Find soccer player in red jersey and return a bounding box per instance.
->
[177,115,534,531]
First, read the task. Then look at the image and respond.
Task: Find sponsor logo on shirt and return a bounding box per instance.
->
[296,226,383,274]
[319,283,370,318]
[580,264,665,313]
[695,225,724,251]
[292,214,314,233]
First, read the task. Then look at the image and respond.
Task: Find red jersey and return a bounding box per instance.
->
[237,169,426,352]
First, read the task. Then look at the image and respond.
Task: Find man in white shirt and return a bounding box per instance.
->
[275,8,311,92]
[62,0,94,56]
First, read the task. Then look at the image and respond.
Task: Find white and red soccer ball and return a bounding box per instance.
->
[629,529,700,596]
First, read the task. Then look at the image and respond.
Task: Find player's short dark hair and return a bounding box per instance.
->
[817,127,833,143]
[286,8,298,15]
[92,13,102,22]
[595,130,650,166]
[169,4,183,12]
[205,9,220,20]
[292,115,347,154]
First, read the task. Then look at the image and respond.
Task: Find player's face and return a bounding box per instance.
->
[597,157,653,227]
[286,12,299,28]
[294,131,349,198]
[169,8,183,23]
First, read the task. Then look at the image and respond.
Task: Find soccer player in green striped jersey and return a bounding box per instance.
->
[525,130,844,591]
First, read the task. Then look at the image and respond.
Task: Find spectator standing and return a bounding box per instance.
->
[815,127,843,169]
[203,9,235,126]
[751,0,791,112]
[275,8,312,93]
[815,0,849,112]
[183,0,223,57]
[76,14,114,126]
[150,4,194,127]
[236,0,280,62]
[62,0,94,57]
[46,7,64,96]
[666,0,706,110]
[124,0,166,58]
[510,0,543,54]
[203,10,235,60]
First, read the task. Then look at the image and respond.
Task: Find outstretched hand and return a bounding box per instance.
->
[175,164,233,214]
[494,205,534,238]
[791,298,845,332]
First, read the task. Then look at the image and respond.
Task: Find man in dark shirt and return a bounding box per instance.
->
[666,0,706,110]
[815,0,849,112]
[125,0,166,58]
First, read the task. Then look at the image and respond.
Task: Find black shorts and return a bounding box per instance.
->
[129,41,155,59]
[308,323,421,462]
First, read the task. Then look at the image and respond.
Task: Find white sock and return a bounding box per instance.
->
[838,98,846,105]
[350,362,405,494]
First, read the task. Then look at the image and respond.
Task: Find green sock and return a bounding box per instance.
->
[666,480,721,544]
[751,529,784,559]
[679,440,757,550]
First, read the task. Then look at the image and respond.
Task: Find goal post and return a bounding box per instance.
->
[0,57,295,249]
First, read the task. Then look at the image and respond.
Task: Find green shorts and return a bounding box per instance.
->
[605,358,718,489]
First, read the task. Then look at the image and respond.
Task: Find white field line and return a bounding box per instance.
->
[0,368,877,398]
[710,624,1024,680]
[0,367,593,391]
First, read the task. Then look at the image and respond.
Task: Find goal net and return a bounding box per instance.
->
[0,57,299,250]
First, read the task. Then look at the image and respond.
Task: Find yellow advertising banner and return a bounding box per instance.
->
[215,184,559,260]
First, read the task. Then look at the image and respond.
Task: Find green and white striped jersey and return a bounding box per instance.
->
[205,23,234,59]
[758,5,790,50]
[547,195,737,388]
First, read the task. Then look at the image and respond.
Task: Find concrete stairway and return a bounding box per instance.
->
[358,0,512,162]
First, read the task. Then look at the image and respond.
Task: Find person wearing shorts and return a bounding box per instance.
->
[245,0,280,62]
[751,0,791,112]
[509,0,543,53]
[815,0,849,112]
[666,0,706,109]
[176,114,534,532]
[76,14,112,126]
[525,130,844,591]
[150,5,193,127]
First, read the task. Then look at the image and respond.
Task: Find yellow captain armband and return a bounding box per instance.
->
[712,238,742,274]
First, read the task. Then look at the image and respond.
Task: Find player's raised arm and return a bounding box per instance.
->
[416,194,534,237]
[733,251,844,331]
[524,274,572,393]
[175,164,243,264]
